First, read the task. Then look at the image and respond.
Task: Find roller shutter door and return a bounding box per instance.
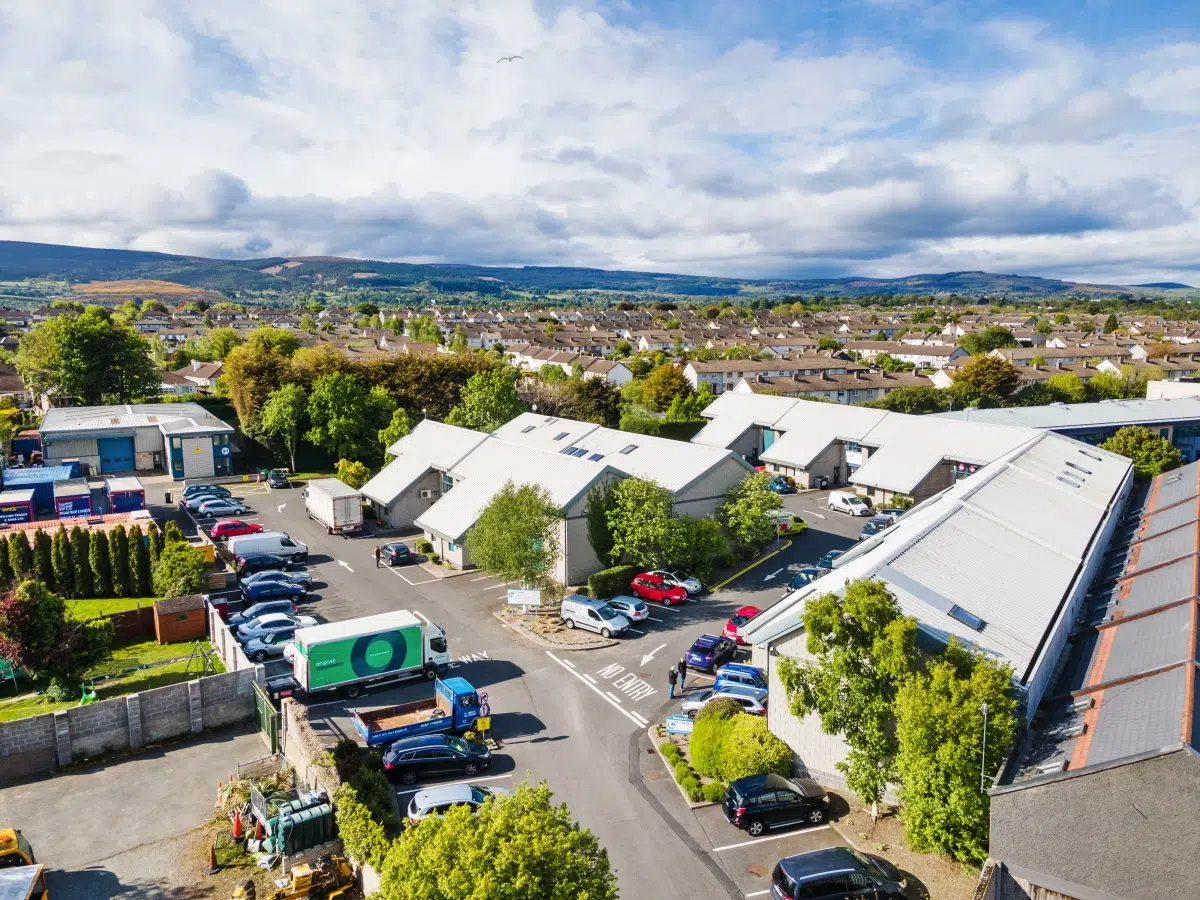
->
[181,437,215,478]
[99,436,135,473]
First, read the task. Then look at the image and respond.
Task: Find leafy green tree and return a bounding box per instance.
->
[1053,312,1071,325]
[8,531,31,581]
[335,458,371,489]
[51,527,74,598]
[260,382,308,471]
[449,325,469,353]
[957,326,1017,355]
[446,367,526,432]
[163,520,186,545]
[467,482,563,601]
[128,524,152,596]
[664,381,714,423]
[406,315,443,345]
[862,386,949,414]
[0,536,11,588]
[678,516,726,581]
[89,531,112,597]
[307,371,397,461]
[299,313,317,333]
[16,306,160,403]
[1046,372,1088,402]
[816,337,842,351]
[951,355,1021,401]
[205,327,243,360]
[32,529,53,590]
[539,364,568,384]
[618,404,662,435]
[70,527,92,598]
[0,579,114,699]
[1085,369,1146,401]
[153,541,208,598]
[777,579,918,818]
[146,521,164,568]
[606,478,687,569]
[718,472,784,554]
[875,353,916,373]
[1100,425,1184,478]
[109,525,131,597]
[378,407,412,462]
[558,378,622,429]
[584,484,617,567]
[1102,313,1120,334]
[895,640,1018,865]
[1035,319,1053,334]
[641,363,693,411]
[377,782,617,900]
[222,341,290,432]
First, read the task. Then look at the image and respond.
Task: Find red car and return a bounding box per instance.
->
[630,573,688,605]
[723,605,762,645]
[211,520,264,541]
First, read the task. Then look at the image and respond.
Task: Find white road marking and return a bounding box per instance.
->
[809,512,825,519]
[560,658,576,669]
[386,567,436,587]
[626,627,645,635]
[763,568,783,582]
[470,575,494,582]
[393,773,513,796]
[547,651,645,728]
[483,581,515,591]
[745,890,771,898]
[651,603,682,613]
[604,691,624,704]
[596,663,658,702]
[277,503,287,513]
[583,673,597,684]
[712,826,830,853]
[629,710,649,727]
[337,559,354,573]
[646,616,664,623]
[640,643,668,667]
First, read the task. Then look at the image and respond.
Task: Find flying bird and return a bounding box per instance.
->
[497,55,523,63]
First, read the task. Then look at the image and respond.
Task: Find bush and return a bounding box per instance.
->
[702,781,726,803]
[587,563,642,599]
[660,741,683,764]
[690,714,734,780]
[429,552,441,565]
[353,767,396,829]
[720,715,793,782]
[673,761,691,783]
[414,538,433,554]
[333,783,390,870]
[696,696,743,722]
[681,774,703,802]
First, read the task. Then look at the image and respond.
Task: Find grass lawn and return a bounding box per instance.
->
[68,597,158,619]
[0,638,225,723]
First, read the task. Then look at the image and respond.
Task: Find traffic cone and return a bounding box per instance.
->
[231,809,244,842]
[205,840,220,875]
[214,779,223,809]
[253,818,265,841]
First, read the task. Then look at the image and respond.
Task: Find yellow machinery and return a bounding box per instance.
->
[0,829,36,867]
[231,855,354,900]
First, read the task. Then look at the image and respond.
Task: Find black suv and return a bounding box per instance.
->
[770,848,906,900]
[723,773,829,837]
[235,552,293,577]
[382,733,492,786]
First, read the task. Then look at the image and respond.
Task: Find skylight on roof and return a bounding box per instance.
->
[588,453,604,461]
[620,444,638,454]
[553,432,569,440]
[520,425,535,433]
[948,605,986,631]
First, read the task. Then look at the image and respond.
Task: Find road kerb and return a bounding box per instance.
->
[647,724,717,810]
[706,539,793,593]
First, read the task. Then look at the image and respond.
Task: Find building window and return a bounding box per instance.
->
[846,442,862,453]
[441,473,454,494]
[448,542,456,552]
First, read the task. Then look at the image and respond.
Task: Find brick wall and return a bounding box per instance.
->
[0,664,264,784]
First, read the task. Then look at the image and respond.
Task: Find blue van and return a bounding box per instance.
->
[715,663,768,694]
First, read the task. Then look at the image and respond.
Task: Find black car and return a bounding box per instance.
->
[723,773,829,837]
[267,470,290,488]
[770,848,906,900]
[382,733,492,786]
[381,542,411,565]
[235,552,293,577]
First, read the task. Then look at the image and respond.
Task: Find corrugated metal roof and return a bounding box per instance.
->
[360,421,488,506]
[1116,558,1195,616]
[41,402,233,436]
[934,396,1200,430]
[2,466,75,487]
[692,392,795,448]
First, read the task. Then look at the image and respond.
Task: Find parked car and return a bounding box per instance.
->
[723,773,829,836]
[770,848,907,900]
[183,489,231,510]
[235,553,293,577]
[877,507,908,524]
[765,477,794,494]
[817,550,844,573]
[858,516,893,541]
[382,733,492,786]
[266,469,291,488]
[606,595,649,623]
[722,606,762,645]
[183,483,231,500]
[380,542,412,565]
[197,498,249,518]
[406,783,511,824]
[282,641,298,665]
[211,520,263,541]
[680,685,767,719]
[714,663,768,693]
[228,599,298,628]
[240,569,313,592]
[827,490,873,516]
[784,567,821,595]
[560,595,630,638]
[630,573,688,605]
[237,613,317,644]
[241,578,306,602]
[685,634,737,672]
[645,569,703,596]
[244,630,297,662]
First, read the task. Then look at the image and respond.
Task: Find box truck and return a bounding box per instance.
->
[353,677,481,747]
[305,478,363,534]
[291,610,450,699]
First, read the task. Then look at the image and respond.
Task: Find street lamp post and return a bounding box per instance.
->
[980,701,989,793]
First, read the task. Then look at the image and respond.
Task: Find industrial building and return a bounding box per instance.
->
[360,412,753,583]
[740,432,1134,791]
[39,402,235,479]
[692,391,1036,504]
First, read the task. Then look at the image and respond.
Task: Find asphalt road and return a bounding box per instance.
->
[199,482,864,900]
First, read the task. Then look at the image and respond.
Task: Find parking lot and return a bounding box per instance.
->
[191,483,870,900]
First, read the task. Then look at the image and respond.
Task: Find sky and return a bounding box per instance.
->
[0,0,1197,284]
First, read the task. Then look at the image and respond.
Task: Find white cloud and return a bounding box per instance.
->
[0,0,1196,283]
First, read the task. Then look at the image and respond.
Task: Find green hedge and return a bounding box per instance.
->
[702,781,726,803]
[691,712,791,783]
[587,564,642,599]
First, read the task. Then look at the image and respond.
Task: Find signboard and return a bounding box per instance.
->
[507,588,542,608]
[475,716,491,732]
[56,497,92,518]
[0,502,31,525]
[665,714,694,736]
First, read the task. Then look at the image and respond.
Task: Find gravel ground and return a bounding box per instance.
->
[839,808,980,900]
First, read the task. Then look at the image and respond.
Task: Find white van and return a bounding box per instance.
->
[560,595,630,638]
[828,491,872,517]
[227,531,309,563]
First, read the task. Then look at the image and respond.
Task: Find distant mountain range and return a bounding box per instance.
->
[0,240,1189,300]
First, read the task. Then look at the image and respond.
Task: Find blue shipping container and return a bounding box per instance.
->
[2,466,76,513]
[105,476,145,513]
[54,479,92,519]
[0,490,35,525]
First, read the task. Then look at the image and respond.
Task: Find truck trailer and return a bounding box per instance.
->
[304,478,363,535]
[353,677,481,747]
[291,610,449,699]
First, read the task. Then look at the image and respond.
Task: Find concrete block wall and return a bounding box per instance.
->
[0,665,263,784]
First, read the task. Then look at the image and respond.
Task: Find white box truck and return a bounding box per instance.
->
[305,478,363,534]
[291,610,450,699]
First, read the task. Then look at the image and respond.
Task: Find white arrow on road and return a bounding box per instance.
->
[337,559,354,573]
[276,503,287,513]
[809,512,825,519]
[763,568,784,581]
[640,642,667,667]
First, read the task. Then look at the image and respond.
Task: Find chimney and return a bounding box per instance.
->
[192,360,202,371]
[853,370,861,380]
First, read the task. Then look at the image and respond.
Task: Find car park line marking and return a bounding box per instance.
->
[745,890,770,898]
[547,651,646,728]
[385,567,437,587]
[393,773,514,796]
[560,657,576,669]
[470,575,493,582]
[809,512,825,519]
[605,691,624,704]
[625,627,645,635]
[646,616,664,623]
[483,581,516,591]
[651,603,682,613]
[711,826,830,853]
[583,673,598,684]
[707,538,793,593]
[337,560,355,573]
[629,710,649,727]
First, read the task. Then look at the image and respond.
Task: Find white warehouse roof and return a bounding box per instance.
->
[360,420,487,507]
[934,396,1200,430]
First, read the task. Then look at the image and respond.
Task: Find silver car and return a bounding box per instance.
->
[406,783,511,824]
[681,686,768,719]
[240,569,314,592]
[648,569,703,596]
[606,595,650,623]
[236,612,317,644]
[243,631,296,663]
[197,498,249,518]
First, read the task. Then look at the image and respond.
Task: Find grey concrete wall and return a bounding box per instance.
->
[674,456,751,519]
[385,470,441,527]
[0,665,262,784]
